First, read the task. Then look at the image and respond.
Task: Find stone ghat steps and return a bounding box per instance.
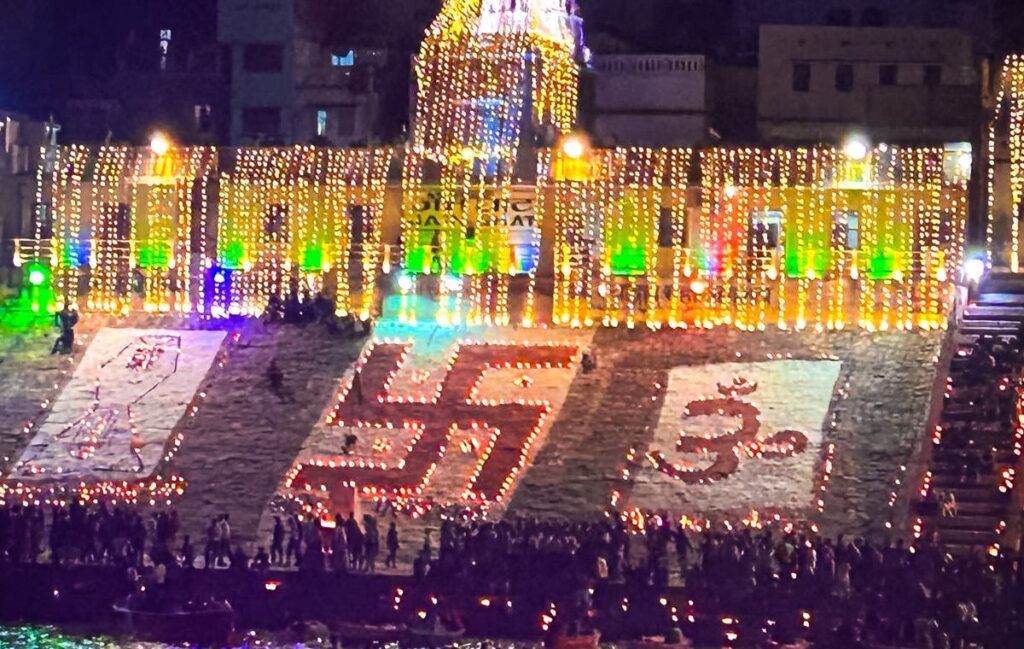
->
[933,514,1005,531]
[918,276,1024,553]
[171,323,364,546]
[0,330,69,472]
[932,448,1016,465]
[928,483,1010,503]
[944,500,1006,516]
[963,305,1024,323]
[959,321,1022,336]
[930,472,1000,488]
[506,358,653,518]
[935,527,1003,546]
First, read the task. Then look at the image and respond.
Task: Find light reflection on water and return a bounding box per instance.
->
[0,626,531,649]
[0,625,326,648]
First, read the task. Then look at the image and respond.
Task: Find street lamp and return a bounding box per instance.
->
[560,132,589,160]
[963,256,986,285]
[842,134,869,161]
[150,131,171,156]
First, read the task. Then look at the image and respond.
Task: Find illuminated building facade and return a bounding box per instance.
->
[21,0,969,332]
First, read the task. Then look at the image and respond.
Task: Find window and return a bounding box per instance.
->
[34,203,53,239]
[879,64,897,86]
[834,212,860,249]
[264,205,288,240]
[159,29,172,71]
[750,212,783,250]
[331,50,355,66]
[350,205,366,243]
[792,63,811,92]
[241,107,281,136]
[194,104,212,131]
[835,64,854,92]
[115,204,132,240]
[243,44,283,73]
[924,65,942,87]
[658,208,674,248]
[316,109,328,137]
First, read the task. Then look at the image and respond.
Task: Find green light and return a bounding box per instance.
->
[607,196,650,276]
[28,269,46,286]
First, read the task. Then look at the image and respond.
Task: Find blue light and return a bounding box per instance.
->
[331,51,355,66]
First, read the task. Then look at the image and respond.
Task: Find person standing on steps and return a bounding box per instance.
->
[270,516,285,565]
[51,305,79,355]
[266,359,292,403]
[216,514,231,567]
[385,520,400,568]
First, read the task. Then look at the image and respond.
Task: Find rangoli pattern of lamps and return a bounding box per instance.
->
[644,377,810,485]
[1,330,240,508]
[285,339,579,513]
[400,0,579,326]
[614,355,848,533]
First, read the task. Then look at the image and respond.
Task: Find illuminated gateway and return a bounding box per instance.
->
[409,0,582,161]
[401,0,585,325]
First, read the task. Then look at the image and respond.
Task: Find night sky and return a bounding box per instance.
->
[0,0,1023,118]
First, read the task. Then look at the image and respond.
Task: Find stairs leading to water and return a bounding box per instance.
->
[917,273,1024,553]
[172,322,364,546]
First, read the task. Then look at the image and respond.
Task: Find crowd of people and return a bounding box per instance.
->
[411,517,1024,648]
[0,503,395,576]
[4,500,1024,646]
[264,512,396,573]
[263,290,373,339]
[0,502,177,567]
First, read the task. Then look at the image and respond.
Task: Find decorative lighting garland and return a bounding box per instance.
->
[991,55,1024,270]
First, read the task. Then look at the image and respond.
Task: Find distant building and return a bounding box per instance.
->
[591,54,710,147]
[0,112,49,278]
[218,0,386,146]
[730,0,994,62]
[757,25,980,143]
[60,13,227,144]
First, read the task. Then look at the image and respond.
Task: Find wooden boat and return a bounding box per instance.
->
[113,600,234,645]
[407,623,467,644]
[334,621,406,642]
[622,636,693,649]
